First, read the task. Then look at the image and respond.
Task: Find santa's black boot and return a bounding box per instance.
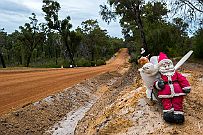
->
[174,114,185,124]
[163,112,175,123]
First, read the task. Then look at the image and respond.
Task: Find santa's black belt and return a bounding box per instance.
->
[164,80,178,84]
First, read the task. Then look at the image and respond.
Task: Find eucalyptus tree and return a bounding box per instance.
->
[6,31,22,65]
[80,19,109,63]
[100,0,149,54]
[69,31,82,60]
[81,19,99,61]
[42,0,80,67]
[19,13,45,67]
[142,2,190,56]
[0,29,7,68]
[142,2,175,55]
[45,32,62,65]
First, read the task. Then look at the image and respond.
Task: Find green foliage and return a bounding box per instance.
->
[100,0,198,60]
[1,0,125,68]
[129,52,140,63]
[96,59,106,66]
[30,59,62,68]
[75,58,91,67]
[124,40,140,64]
[100,0,149,54]
[143,2,168,24]
[145,21,191,57]
[192,29,203,58]
[0,19,124,68]
[19,13,45,67]
[79,19,116,62]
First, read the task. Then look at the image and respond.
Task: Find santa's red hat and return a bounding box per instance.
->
[158,52,172,64]
[158,52,168,62]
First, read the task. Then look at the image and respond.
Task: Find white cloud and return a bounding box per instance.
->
[0,0,123,38]
[6,0,42,12]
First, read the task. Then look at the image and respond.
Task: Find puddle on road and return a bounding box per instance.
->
[45,99,97,135]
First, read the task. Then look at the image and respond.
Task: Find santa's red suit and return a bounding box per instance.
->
[154,52,191,123]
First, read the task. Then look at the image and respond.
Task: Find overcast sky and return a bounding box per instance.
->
[0,0,123,38]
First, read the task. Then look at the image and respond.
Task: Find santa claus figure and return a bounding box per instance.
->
[154,52,191,124]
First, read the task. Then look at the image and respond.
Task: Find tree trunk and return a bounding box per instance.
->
[26,53,32,67]
[91,48,95,62]
[90,38,95,62]
[132,2,149,54]
[55,46,58,65]
[0,51,6,68]
[64,37,75,67]
[20,55,23,65]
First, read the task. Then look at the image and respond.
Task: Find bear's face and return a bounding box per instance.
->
[142,63,158,75]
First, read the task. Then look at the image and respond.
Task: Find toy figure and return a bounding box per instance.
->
[139,51,193,124]
[139,55,161,101]
[139,62,159,101]
[154,52,191,124]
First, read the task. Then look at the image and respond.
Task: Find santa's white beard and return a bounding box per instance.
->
[159,68,175,76]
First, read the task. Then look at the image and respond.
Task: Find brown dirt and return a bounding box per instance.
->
[0,48,130,115]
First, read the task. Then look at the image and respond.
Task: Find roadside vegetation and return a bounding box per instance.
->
[0,0,203,68]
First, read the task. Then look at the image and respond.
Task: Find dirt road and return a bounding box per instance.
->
[0,48,129,115]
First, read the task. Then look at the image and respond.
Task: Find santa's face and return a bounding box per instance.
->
[159,60,175,75]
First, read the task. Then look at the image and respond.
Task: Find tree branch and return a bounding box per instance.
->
[180,0,203,13]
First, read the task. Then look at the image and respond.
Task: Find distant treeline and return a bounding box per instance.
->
[0,19,124,68]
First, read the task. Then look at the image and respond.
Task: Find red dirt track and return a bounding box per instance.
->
[0,48,129,115]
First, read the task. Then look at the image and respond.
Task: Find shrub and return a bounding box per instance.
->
[76,58,91,67]
[96,59,106,66]
[129,52,140,64]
